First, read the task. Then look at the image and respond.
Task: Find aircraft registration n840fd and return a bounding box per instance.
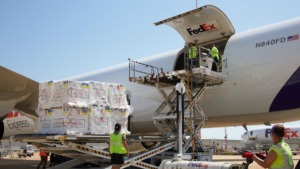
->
[1,5,300,137]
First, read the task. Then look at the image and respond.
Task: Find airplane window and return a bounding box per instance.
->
[250,131,253,135]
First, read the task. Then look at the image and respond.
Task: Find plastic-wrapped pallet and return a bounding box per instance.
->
[89,81,108,105]
[107,84,127,109]
[60,104,89,135]
[36,109,55,134]
[89,105,131,135]
[38,81,54,110]
[52,80,89,108]
[36,104,89,135]
[36,80,131,135]
[89,105,112,135]
[110,106,131,134]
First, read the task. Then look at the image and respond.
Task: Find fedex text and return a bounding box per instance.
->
[187,23,216,36]
[188,162,208,168]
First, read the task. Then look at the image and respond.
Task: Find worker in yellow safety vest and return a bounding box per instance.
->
[211,44,219,71]
[244,124,294,169]
[188,43,198,68]
[109,123,129,169]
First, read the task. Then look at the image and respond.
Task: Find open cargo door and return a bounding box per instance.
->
[154,5,235,45]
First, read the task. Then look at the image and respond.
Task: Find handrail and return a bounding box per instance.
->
[128,58,165,81]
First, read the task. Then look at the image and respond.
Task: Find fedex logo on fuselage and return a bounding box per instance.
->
[265,128,299,138]
[188,162,208,168]
[186,21,217,36]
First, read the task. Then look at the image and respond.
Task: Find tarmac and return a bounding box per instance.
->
[0,153,299,169]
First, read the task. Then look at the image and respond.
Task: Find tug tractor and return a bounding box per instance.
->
[17,145,34,158]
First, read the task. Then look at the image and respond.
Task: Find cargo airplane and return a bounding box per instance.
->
[241,126,300,144]
[1,5,300,140]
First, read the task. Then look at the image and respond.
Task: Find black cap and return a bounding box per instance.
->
[115,123,121,132]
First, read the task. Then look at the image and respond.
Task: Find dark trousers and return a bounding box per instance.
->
[111,153,125,165]
[37,156,48,169]
[188,58,199,69]
[212,58,219,71]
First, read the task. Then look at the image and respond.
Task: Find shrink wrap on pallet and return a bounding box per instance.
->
[107,84,127,109]
[38,81,54,109]
[52,80,89,108]
[110,107,131,134]
[89,105,112,135]
[36,109,53,134]
[89,105,131,135]
[88,82,108,105]
[36,80,130,135]
[36,105,89,135]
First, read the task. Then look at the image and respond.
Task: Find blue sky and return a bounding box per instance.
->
[1,1,300,139]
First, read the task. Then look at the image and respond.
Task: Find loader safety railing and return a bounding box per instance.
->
[128,58,166,83]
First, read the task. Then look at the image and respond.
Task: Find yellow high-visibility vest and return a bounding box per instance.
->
[268,141,294,169]
[110,132,127,154]
[211,47,219,60]
[188,46,197,59]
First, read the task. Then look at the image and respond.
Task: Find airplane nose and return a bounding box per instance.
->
[241,134,248,142]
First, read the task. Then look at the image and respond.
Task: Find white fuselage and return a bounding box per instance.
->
[241,126,300,144]
[68,17,300,134]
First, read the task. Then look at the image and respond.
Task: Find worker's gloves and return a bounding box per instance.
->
[241,151,266,160]
[242,152,254,158]
[255,152,266,160]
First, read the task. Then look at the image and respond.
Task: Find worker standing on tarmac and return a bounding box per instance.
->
[188,43,198,69]
[109,123,129,169]
[37,148,49,169]
[243,124,294,169]
[211,44,219,71]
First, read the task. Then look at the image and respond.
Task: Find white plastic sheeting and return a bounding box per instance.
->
[36,80,131,135]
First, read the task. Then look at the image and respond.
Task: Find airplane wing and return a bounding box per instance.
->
[0,66,38,119]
